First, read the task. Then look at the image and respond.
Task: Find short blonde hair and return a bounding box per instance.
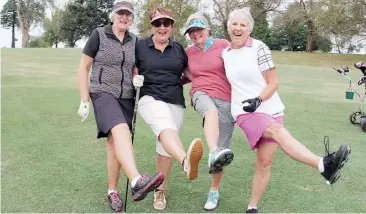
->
[227,7,255,32]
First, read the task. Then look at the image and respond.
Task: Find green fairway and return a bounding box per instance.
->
[1,48,365,213]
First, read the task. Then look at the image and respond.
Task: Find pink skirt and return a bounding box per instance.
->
[236,113,284,150]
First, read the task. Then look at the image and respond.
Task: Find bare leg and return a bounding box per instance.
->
[106,136,121,191]
[263,123,321,168]
[204,108,220,152]
[210,171,223,191]
[110,124,140,181]
[158,129,187,165]
[156,154,173,190]
[249,142,278,207]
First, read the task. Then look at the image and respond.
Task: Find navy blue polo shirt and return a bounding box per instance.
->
[135,35,188,108]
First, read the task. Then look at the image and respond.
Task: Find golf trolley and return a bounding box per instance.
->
[333,62,366,132]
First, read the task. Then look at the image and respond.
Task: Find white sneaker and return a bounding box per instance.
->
[204,191,219,211]
[184,138,203,180]
[153,190,166,210]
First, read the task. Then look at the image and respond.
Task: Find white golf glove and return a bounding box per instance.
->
[133,75,144,88]
[77,101,90,122]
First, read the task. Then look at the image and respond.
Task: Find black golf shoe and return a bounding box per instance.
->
[321,136,351,184]
[246,208,258,213]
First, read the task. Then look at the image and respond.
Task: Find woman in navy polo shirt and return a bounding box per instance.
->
[133,7,204,210]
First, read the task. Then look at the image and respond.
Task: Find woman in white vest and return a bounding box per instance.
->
[221,7,352,213]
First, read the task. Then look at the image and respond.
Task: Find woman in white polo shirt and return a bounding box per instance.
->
[222,7,352,213]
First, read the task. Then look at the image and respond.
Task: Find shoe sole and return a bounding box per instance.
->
[153,200,167,210]
[108,202,123,213]
[112,208,123,212]
[209,150,234,174]
[328,144,351,184]
[187,138,204,180]
[153,203,167,211]
[132,173,165,201]
[204,200,219,211]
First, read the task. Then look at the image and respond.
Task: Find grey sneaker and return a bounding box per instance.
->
[131,172,165,201]
[204,191,219,211]
[208,148,234,174]
[107,192,124,212]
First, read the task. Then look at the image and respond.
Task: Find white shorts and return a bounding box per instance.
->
[138,95,184,157]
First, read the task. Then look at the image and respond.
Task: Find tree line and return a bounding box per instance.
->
[1,0,365,53]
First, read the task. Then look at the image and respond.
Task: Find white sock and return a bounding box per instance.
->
[108,189,117,195]
[318,157,324,173]
[209,147,218,153]
[248,205,257,210]
[131,175,141,188]
[182,157,188,172]
[210,189,218,193]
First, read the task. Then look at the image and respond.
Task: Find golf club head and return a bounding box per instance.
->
[342,66,350,73]
[333,67,343,74]
[354,61,366,76]
[358,76,366,86]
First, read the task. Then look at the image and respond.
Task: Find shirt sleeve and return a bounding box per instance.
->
[135,41,140,69]
[181,45,188,68]
[82,29,99,58]
[257,42,275,74]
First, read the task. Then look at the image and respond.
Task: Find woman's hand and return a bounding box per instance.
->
[242,97,262,112]
[133,75,144,88]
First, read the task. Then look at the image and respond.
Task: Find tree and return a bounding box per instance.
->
[29,35,50,48]
[271,4,332,52]
[272,15,307,51]
[59,1,87,47]
[212,0,283,40]
[1,0,18,47]
[59,0,113,47]
[43,9,63,48]
[312,34,332,52]
[210,23,225,39]
[250,0,271,44]
[297,0,317,52]
[316,0,366,51]
[14,0,55,48]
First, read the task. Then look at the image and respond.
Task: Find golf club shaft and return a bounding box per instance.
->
[124,87,141,212]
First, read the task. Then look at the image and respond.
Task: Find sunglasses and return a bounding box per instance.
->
[152,19,172,28]
[188,27,204,34]
[116,10,132,16]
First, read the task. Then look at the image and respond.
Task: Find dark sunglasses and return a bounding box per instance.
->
[152,19,172,28]
[188,27,204,34]
[116,10,132,16]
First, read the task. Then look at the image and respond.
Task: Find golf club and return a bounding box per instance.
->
[124,86,141,212]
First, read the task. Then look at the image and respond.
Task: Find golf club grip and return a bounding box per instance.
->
[124,87,141,212]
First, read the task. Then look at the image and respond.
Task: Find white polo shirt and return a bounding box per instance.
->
[222,37,285,121]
